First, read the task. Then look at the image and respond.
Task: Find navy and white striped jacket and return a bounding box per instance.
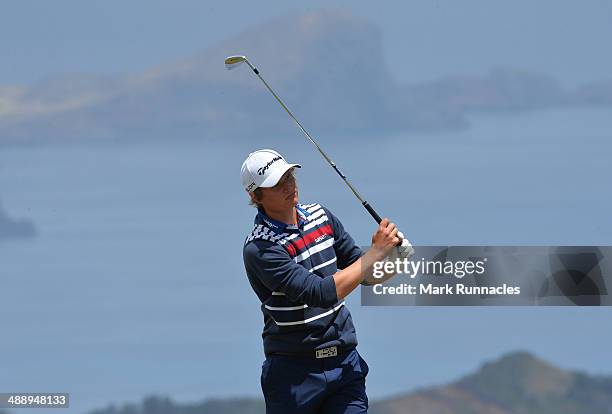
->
[243,203,363,357]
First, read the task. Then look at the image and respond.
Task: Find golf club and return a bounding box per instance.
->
[225,55,412,249]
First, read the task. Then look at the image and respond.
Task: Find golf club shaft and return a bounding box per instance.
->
[243,60,383,224]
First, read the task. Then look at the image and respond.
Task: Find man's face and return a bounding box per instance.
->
[258,168,298,210]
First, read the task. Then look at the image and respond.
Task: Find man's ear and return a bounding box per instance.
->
[249,188,264,206]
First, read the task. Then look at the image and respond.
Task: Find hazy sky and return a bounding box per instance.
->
[2,1,611,86]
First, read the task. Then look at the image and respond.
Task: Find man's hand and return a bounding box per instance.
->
[385,233,415,266]
[370,218,400,261]
[396,231,415,260]
[361,227,415,286]
[370,220,415,261]
[336,218,415,293]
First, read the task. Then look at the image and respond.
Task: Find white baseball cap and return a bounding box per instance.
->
[241,149,301,192]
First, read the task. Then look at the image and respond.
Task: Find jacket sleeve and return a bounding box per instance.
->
[243,240,339,308]
[324,207,364,269]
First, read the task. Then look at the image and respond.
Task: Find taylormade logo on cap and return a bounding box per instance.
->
[257,156,282,176]
[241,149,301,192]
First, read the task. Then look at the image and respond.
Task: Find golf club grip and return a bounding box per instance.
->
[363,201,405,247]
[362,201,382,224]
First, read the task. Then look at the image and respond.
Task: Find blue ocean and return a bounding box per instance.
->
[1,109,611,413]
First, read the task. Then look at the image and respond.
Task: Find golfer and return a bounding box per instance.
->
[241,149,411,413]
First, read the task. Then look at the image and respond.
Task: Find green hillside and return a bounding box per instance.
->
[371,351,612,414]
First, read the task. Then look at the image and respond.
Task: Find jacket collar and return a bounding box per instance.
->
[256,205,309,232]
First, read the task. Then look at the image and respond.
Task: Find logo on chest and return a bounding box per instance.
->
[314,234,328,243]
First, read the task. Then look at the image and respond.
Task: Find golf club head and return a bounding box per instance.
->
[225,55,248,70]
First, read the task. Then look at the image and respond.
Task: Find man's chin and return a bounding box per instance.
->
[286,192,298,205]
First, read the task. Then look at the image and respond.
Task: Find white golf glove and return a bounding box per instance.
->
[396,231,415,260]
